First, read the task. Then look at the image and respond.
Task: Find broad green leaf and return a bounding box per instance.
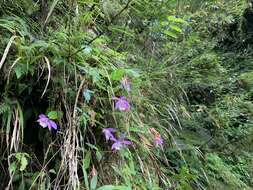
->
[83,151,91,170]
[90,174,98,189]
[15,153,29,171]
[167,16,187,24]
[14,66,25,79]
[83,169,90,190]
[9,162,17,173]
[15,152,29,160]
[96,150,103,162]
[20,156,28,171]
[170,25,182,33]
[110,69,125,81]
[163,30,177,38]
[160,21,168,26]
[47,111,58,120]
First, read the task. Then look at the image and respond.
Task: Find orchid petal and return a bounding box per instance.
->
[37,117,48,128]
[39,114,47,119]
[48,120,57,130]
[111,141,122,150]
[123,140,132,145]
[102,128,116,141]
[37,114,57,130]
[112,96,130,111]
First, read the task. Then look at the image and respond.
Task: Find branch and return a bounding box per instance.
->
[0,36,17,70]
[41,57,51,98]
[110,0,132,24]
[69,0,133,58]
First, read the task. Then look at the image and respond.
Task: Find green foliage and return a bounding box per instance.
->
[97,185,131,190]
[206,153,251,190]
[239,71,253,92]
[0,0,253,189]
[161,0,253,189]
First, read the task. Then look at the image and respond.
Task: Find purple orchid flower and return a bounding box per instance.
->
[37,114,57,130]
[102,128,116,141]
[120,76,131,92]
[112,96,130,111]
[111,133,132,150]
[154,135,164,147]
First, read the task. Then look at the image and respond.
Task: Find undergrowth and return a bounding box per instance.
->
[0,0,253,190]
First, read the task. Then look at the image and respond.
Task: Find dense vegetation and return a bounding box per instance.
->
[0,0,253,189]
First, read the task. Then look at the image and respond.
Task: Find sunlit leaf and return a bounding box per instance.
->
[163,30,177,38]
[110,69,125,81]
[47,111,58,120]
[83,151,91,170]
[170,25,182,33]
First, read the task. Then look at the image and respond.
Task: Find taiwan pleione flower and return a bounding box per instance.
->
[120,76,131,92]
[154,134,163,147]
[112,96,130,111]
[149,128,163,147]
[102,128,116,141]
[111,133,132,150]
[102,128,132,150]
[37,114,57,130]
